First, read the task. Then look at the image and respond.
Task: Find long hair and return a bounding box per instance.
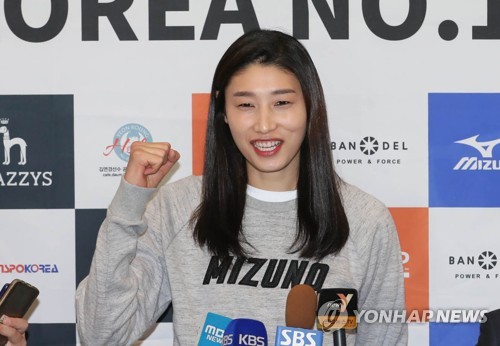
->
[191,29,349,260]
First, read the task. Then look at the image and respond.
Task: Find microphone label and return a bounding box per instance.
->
[317,288,359,331]
[198,313,232,345]
[223,334,266,346]
[275,326,323,346]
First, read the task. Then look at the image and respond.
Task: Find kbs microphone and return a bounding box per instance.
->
[316,288,358,346]
[275,284,323,346]
[197,312,232,345]
[222,318,268,346]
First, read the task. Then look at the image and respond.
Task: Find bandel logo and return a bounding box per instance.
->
[449,250,499,280]
[359,136,379,156]
[478,251,498,270]
[331,136,408,165]
[454,134,500,170]
[0,118,27,165]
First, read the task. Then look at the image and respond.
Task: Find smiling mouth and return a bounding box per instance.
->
[252,140,282,152]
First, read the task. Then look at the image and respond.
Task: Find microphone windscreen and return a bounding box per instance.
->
[223,318,268,346]
[285,284,317,329]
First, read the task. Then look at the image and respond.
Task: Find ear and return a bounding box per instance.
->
[223,113,228,124]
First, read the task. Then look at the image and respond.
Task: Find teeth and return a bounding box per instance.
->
[253,140,281,151]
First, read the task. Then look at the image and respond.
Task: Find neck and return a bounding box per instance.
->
[247,170,298,191]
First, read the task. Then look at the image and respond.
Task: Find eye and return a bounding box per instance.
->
[238,103,254,108]
[275,100,291,106]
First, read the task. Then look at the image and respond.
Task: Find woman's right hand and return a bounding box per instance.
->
[124,142,180,188]
[0,316,27,346]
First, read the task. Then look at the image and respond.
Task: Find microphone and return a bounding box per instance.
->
[222,318,268,346]
[197,312,232,345]
[316,288,358,346]
[275,284,323,346]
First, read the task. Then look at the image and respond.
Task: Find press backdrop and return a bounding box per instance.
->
[0,1,499,345]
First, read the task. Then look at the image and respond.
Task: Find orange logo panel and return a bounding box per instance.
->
[390,208,429,314]
[192,93,210,176]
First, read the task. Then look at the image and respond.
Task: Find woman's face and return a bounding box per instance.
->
[224,63,307,191]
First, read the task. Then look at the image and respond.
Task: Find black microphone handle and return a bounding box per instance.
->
[333,328,346,346]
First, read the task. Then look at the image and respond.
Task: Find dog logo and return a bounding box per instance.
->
[0,118,27,165]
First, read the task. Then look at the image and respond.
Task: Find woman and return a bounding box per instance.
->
[0,316,28,346]
[76,29,407,345]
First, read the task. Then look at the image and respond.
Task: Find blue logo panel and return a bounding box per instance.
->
[429,322,480,346]
[429,93,500,207]
[0,95,74,209]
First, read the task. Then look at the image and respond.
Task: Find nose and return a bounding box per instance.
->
[253,106,277,133]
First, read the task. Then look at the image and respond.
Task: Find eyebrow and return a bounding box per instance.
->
[232,89,297,97]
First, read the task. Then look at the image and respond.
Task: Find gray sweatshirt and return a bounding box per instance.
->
[76,175,408,345]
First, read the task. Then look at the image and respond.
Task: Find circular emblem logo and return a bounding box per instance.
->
[317,299,349,332]
[113,123,153,162]
[359,136,379,155]
[478,251,497,270]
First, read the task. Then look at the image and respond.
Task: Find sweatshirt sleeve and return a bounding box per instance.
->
[355,207,408,346]
[75,178,172,346]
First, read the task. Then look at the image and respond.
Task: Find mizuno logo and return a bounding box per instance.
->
[455,135,500,158]
[203,256,329,291]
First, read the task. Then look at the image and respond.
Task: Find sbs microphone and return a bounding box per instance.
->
[316,288,358,346]
[197,312,232,345]
[275,284,323,346]
[222,318,268,346]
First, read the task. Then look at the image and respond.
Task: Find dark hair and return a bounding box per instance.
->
[191,29,349,260]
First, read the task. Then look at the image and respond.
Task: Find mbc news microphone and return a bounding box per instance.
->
[275,284,323,346]
[197,312,232,345]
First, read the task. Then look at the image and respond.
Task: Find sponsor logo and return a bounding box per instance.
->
[402,251,410,279]
[0,118,53,188]
[0,264,59,274]
[478,251,497,270]
[0,171,52,187]
[359,136,379,155]
[0,118,27,165]
[192,94,210,176]
[104,123,153,162]
[0,95,74,209]
[453,135,500,170]
[101,123,153,177]
[2,0,499,42]
[390,208,429,313]
[331,136,408,165]
[449,251,500,280]
[428,93,500,207]
[203,256,329,291]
